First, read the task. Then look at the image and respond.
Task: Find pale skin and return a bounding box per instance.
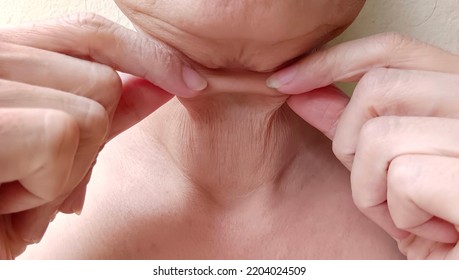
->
[0,0,457,259]
[272,33,459,258]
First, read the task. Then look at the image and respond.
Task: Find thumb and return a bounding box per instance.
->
[287,86,349,140]
[109,73,173,139]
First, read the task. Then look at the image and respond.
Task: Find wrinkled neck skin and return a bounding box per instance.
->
[115,0,362,207]
[149,69,324,207]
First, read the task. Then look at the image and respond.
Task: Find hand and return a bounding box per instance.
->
[267,33,459,259]
[0,13,206,259]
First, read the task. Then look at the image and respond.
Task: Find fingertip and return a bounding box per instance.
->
[146,64,207,99]
[182,65,208,93]
[13,204,59,245]
[266,64,303,93]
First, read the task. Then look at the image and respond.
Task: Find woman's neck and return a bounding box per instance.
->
[147,71,327,206]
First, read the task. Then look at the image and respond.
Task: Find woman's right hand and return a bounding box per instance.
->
[0,13,206,259]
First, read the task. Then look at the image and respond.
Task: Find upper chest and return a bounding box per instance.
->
[23,128,403,259]
[83,145,403,259]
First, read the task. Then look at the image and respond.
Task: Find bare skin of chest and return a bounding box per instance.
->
[22,104,403,260]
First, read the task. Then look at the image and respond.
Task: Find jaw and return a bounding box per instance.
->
[115,0,365,72]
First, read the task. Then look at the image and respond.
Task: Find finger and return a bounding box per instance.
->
[0,109,78,213]
[334,68,459,169]
[54,76,172,215]
[11,202,60,244]
[0,41,122,119]
[287,85,349,140]
[388,154,459,243]
[267,32,459,94]
[0,81,108,211]
[0,182,46,214]
[109,73,173,139]
[56,76,173,216]
[56,74,174,213]
[351,117,459,239]
[59,164,94,215]
[0,14,207,96]
[397,234,457,260]
[406,217,457,244]
[0,213,27,259]
[0,44,172,139]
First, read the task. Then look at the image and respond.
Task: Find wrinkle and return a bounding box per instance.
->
[156,95,304,206]
[113,0,366,206]
[116,0,362,72]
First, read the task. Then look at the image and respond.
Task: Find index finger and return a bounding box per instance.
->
[267,32,459,94]
[0,13,207,97]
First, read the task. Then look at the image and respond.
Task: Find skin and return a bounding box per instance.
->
[0,0,455,260]
[21,0,404,259]
[270,33,459,259]
[0,14,194,259]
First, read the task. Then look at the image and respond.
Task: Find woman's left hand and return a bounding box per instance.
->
[267,33,459,259]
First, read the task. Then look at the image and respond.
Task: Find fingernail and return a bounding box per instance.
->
[23,222,49,244]
[72,199,84,216]
[266,65,298,89]
[182,65,208,91]
[65,195,85,216]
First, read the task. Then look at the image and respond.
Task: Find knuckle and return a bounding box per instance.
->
[43,110,79,160]
[332,137,353,165]
[354,68,404,113]
[152,45,174,69]
[60,13,113,32]
[121,27,177,81]
[140,40,176,81]
[373,32,414,52]
[351,192,367,211]
[59,13,119,54]
[354,67,408,117]
[101,67,122,96]
[89,65,122,112]
[154,46,179,81]
[387,156,419,199]
[359,117,386,146]
[366,116,401,137]
[81,100,110,143]
[45,110,78,145]
[354,68,392,100]
[387,156,420,230]
[372,32,421,65]
[357,117,400,160]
